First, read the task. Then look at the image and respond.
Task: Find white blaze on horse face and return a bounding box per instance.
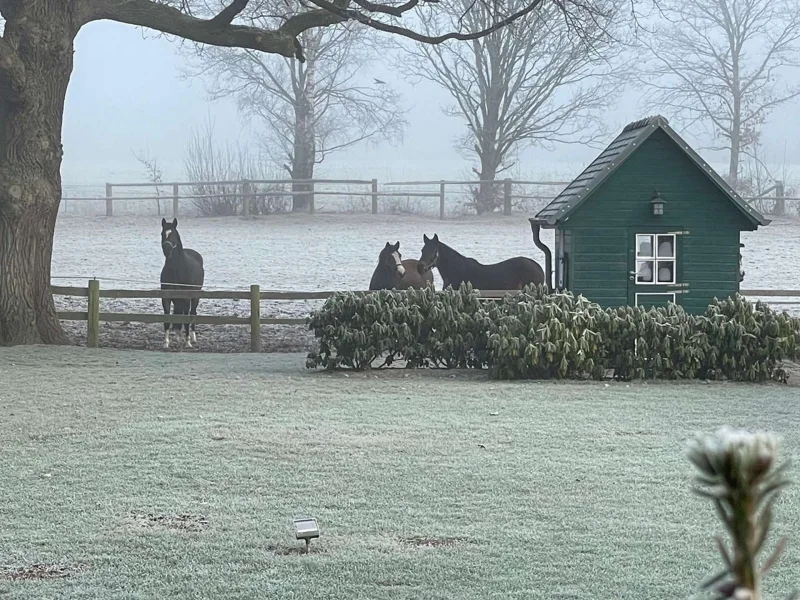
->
[393,251,405,276]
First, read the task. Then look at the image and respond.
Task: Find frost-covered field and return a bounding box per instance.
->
[52,212,800,352]
[1,346,799,599]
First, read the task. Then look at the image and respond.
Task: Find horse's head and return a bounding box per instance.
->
[420,234,440,272]
[161,217,182,258]
[380,241,405,277]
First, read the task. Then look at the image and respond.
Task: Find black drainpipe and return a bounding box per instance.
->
[529,219,553,293]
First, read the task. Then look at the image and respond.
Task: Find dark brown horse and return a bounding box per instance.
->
[370,242,434,290]
[160,218,204,348]
[419,234,544,290]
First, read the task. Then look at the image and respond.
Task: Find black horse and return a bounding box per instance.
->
[419,233,545,290]
[160,218,204,348]
[369,241,435,291]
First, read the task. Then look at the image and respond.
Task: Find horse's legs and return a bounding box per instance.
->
[162,298,171,348]
[173,300,191,347]
[170,300,188,347]
[189,298,199,345]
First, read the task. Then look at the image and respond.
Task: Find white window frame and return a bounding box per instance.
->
[635,233,676,285]
[635,292,677,306]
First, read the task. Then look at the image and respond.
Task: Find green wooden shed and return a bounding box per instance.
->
[529,115,769,314]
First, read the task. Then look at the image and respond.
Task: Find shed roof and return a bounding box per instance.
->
[533,115,770,228]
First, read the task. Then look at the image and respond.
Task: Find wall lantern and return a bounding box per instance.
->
[293,517,320,553]
[650,191,665,216]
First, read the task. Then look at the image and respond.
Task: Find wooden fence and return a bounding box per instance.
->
[60,178,799,220]
[62,178,570,220]
[52,282,800,352]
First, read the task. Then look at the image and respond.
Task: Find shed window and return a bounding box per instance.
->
[635,234,676,284]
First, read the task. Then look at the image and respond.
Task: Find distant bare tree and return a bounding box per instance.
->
[183,119,289,216]
[133,149,165,216]
[182,3,406,212]
[398,0,625,213]
[635,0,800,187]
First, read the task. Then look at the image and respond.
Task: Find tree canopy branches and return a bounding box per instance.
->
[80,0,620,62]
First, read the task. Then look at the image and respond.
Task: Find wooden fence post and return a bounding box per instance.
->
[439,181,446,220]
[371,179,378,214]
[503,178,512,216]
[775,180,785,216]
[172,183,179,218]
[242,180,251,217]
[250,284,261,352]
[87,279,100,348]
[309,182,316,215]
[105,183,113,217]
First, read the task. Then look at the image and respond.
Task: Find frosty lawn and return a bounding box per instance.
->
[1,346,799,599]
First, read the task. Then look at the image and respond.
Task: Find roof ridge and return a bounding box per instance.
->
[622,115,668,133]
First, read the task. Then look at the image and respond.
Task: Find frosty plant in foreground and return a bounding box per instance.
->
[687,427,795,600]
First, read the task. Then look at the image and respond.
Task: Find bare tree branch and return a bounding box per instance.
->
[304,0,547,45]
[86,0,343,59]
[208,0,250,27]
[348,0,422,17]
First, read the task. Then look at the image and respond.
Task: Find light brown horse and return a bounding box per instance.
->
[397,259,434,290]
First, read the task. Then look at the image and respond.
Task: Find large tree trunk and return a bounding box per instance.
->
[290,56,317,213]
[475,147,501,215]
[290,97,315,212]
[474,72,503,215]
[0,1,75,346]
[728,126,741,189]
[728,58,742,188]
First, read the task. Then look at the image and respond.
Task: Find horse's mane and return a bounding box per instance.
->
[438,240,481,267]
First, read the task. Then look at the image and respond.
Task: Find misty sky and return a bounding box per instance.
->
[62,20,800,187]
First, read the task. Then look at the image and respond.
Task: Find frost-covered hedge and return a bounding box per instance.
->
[305,284,800,382]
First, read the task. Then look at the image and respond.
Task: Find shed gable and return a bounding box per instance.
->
[533,115,769,230]
[563,129,755,231]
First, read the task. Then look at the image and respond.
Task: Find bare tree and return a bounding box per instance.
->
[635,0,800,187]
[133,149,165,215]
[183,119,290,216]
[181,5,405,212]
[398,0,625,213]
[0,0,635,346]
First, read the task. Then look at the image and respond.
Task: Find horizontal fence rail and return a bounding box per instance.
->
[61,177,798,219]
[63,178,572,220]
[52,282,800,353]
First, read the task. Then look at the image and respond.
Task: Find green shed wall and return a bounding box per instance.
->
[561,129,753,314]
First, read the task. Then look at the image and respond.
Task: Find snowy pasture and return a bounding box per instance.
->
[52,212,800,352]
[1,346,800,598]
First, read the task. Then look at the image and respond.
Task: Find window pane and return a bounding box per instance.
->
[636,260,654,283]
[657,235,674,258]
[657,260,674,283]
[636,235,654,258]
